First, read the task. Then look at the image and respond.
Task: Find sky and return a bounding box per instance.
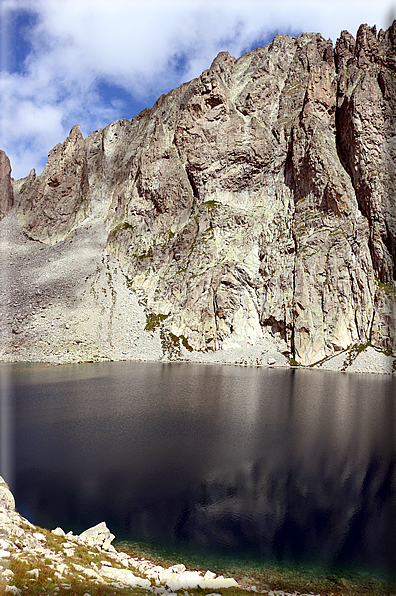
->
[0,0,395,180]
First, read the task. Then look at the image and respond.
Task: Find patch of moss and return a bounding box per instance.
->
[160,329,182,359]
[181,335,194,352]
[122,272,134,291]
[157,329,194,359]
[109,221,134,238]
[288,357,300,367]
[144,312,169,332]
[376,278,396,298]
[382,349,393,357]
[105,260,116,305]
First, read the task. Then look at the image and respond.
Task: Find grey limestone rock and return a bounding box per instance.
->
[17,124,89,244]
[0,476,15,511]
[1,21,396,366]
[0,151,14,219]
[78,521,115,550]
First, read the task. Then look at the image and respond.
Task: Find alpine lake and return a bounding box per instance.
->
[1,361,395,595]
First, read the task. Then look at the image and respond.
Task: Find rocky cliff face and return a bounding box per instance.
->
[2,22,396,366]
[16,125,89,244]
[0,151,14,218]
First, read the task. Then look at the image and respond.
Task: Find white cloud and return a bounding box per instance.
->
[0,0,394,179]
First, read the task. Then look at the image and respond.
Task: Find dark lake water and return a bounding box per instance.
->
[1,361,395,580]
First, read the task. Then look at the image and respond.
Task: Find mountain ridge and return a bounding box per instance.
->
[1,22,395,370]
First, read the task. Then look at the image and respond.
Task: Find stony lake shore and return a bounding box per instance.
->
[1,478,395,596]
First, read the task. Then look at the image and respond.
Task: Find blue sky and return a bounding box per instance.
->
[1,0,395,180]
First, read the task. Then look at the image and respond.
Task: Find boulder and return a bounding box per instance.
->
[0,477,15,511]
[78,521,115,550]
[99,566,151,587]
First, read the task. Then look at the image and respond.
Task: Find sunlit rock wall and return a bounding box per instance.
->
[4,22,396,364]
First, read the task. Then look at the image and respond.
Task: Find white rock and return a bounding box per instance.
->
[116,552,129,560]
[164,570,204,591]
[79,521,115,549]
[0,550,11,558]
[33,532,46,541]
[168,564,186,574]
[204,570,217,580]
[52,527,65,536]
[99,566,151,587]
[83,568,99,579]
[0,477,15,510]
[139,561,152,572]
[56,563,68,575]
[102,537,114,550]
[198,576,239,590]
[106,544,117,553]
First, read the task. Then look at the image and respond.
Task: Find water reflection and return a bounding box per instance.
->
[0,364,14,490]
[4,362,396,577]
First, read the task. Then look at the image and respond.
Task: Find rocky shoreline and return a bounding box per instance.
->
[1,478,395,596]
[1,476,323,596]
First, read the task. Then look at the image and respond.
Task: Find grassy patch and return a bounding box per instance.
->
[376,278,396,298]
[160,330,183,359]
[288,357,300,367]
[110,222,134,238]
[144,312,169,332]
[181,335,194,352]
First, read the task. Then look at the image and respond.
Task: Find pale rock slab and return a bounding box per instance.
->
[99,566,151,587]
[0,477,15,511]
[78,521,115,550]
